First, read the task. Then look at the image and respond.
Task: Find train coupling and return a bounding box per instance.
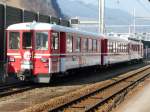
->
[18,69,31,81]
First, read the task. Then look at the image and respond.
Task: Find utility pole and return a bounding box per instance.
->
[133,8,136,37]
[98,0,105,34]
[128,25,131,35]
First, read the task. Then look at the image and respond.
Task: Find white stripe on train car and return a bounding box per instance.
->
[34,53,102,57]
[48,58,51,74]
[35,54,51,56]
[7,53,20,56]
[7,53,129,58]
[14,56,21,58]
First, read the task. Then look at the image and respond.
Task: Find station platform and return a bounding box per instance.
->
[114,79,150,112]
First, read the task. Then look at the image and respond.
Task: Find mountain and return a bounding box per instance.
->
[57,0,132,25]
[57,0,150,33]
[57,0,98,19]
[0,0,65,18]
[21,0,58,17]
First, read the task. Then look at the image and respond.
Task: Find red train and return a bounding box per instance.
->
[6,22,143,83]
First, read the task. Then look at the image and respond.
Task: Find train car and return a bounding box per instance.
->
[103,36,143,65]
[128,40,143,61]
[6,22,103,83]
[6,22,144,83]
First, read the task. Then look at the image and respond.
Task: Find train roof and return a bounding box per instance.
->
[7,22,142,44]
[7,22,104,38]
[107,36,129,42]
[107,36,143,44]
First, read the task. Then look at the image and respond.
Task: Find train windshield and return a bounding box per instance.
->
[9,32,20,49]
[35,32,48,50]
[22,32,32,49]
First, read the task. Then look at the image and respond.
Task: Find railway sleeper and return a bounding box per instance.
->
[97,76,149,112]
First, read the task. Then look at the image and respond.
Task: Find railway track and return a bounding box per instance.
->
[49,65,150,112]
[0,82,38,97]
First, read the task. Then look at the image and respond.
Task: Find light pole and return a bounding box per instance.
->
[133,8,136,38]
[98,0,105,34]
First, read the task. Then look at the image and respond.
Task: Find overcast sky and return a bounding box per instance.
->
[70,0,150,17]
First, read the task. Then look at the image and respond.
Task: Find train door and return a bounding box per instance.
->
[101,39,108,65]
[98,39,101,65]
[50,31,60,73]
[7,31,21,74]
[128,43,132,60]
[20,31,33,79]
[59,32,66,73]
[33,31,50,76]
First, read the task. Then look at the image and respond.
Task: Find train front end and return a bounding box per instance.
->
[6,23,51,83]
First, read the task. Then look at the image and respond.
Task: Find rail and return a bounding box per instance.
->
[49,65,150,112]
[0,82,37,97]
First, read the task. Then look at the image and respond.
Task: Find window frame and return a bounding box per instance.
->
[88,38,93,52]
[35,31,49,50]
[93,39,97,52]
[66,33,73,53]
[76,36,81,52]
[51,32,59,50]
[22,32,32,49]
[8,31,20,50]
[82,38,88,52]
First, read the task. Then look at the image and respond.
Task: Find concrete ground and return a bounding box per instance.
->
[114,79,150,112]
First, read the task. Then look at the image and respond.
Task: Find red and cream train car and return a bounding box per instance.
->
[6,22,143,83]
[6,22,103,83]
[103,36,143,65]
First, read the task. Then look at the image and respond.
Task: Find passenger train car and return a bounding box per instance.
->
[103,37,143,65]
[6,22,143,83]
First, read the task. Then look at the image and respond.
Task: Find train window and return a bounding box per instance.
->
[118,43,121,52]
[124,43,125,52]
[108,42,113,53]
[66,33,73,53]
[124,43,126,52]
[88,39,92,52]
[76,37,81,52]
[22,32,32,49]
[125,44,128,52]
[97,40,100,52]
[123,43,126,52]
[9,32,20,49]
[121,43,123,52]
[120,43,122,52]
[127,44,129,52]
[113,42,116,53]
[132,45,134,51]
[115,42,117,53]
[116,42,118,53]
[93,40,97,51]
[122,43,124,52]
[51,32,59,50]
[83,38,88,52]
[35,32,48,50]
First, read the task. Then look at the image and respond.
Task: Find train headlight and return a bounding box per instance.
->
[9,57,15,62]
[41,58,48,63]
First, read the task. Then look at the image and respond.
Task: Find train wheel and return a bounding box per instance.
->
[1,63,8,83]
[18,75,25,81]
[1,74,6,83]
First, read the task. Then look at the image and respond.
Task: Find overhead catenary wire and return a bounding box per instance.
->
[137,0,150,15]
